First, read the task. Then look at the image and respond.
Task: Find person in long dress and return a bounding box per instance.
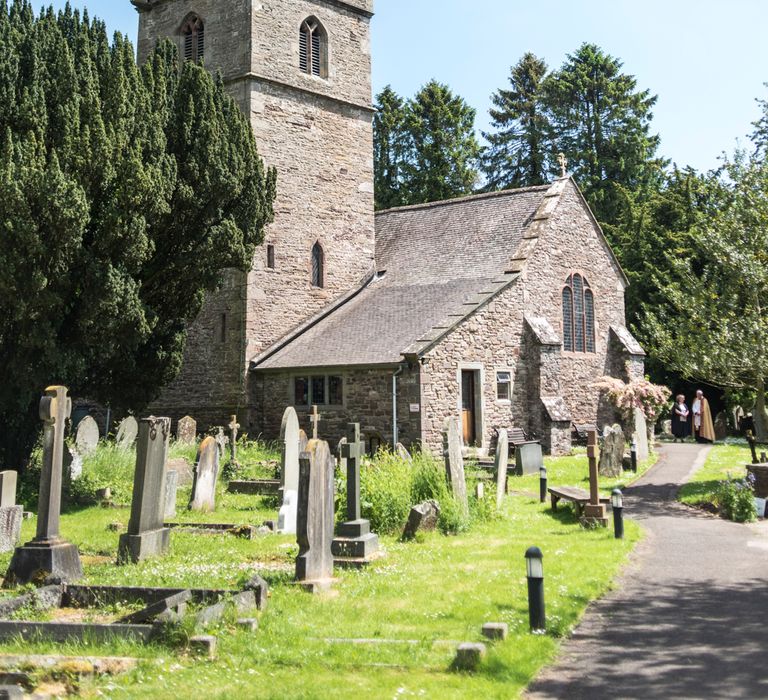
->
[671,394,690,441]
[692,389,715,443]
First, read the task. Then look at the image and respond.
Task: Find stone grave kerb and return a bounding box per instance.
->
[6,386,82,585]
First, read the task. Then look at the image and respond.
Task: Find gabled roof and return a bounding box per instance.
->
[251,178,622,371]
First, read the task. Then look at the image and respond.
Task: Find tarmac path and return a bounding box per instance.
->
[526,442,768,699]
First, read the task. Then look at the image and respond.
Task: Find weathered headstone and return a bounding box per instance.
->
[0,471,21,553]
[494,429,509,509]
[337,437,348,469]
[188,437,220,512]
[118,417,172,563]
[228,415,240,464]
[475,482,485,500]
[661,419,673,436]
[115,416,138,449]
[598,424,625,478]
[733,406,745,432]
[332,424,379,561]
[309,405,321,440]
[515,441,543,476]
[6,386,83,584]
[714,411,728,441]
[75,416,99,455]
[298,429,309,454]
[401,500,441,540]
[443,417,468,516]
[582,429,607,526]
[214,427,229,462]
[67,447,83,481]
[633,408,649,462]
[176,416,197,445]
[278,407,300,534]
[296,440,335,591]
[395,443,412,462]
[164,470,178,519]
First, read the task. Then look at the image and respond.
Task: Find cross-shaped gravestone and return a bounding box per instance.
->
[332,423,379,562]
[341,424,365,522]
[309,405,321,440]
[6,386,82,584]
[583,429,607,526]
[228,415,240,463]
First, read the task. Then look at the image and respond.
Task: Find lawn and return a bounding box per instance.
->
[678,441,752,508]
[1,445,647,699]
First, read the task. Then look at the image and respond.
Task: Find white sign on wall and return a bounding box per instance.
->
[409,404,420,413]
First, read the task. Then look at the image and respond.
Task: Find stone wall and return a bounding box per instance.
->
[250,364,421,452]
[136,0,375,427]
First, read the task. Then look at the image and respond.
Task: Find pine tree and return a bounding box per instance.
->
[543,43,661,234]
[373,85,408,210]
[481,52,549,191]
[403,80,480,204]
[0,1,276,467]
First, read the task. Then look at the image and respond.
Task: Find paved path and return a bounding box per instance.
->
[527,443,768,700]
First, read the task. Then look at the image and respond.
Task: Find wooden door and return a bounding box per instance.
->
[461,370,476,445]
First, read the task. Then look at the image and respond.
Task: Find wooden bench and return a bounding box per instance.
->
[548,486,609,517]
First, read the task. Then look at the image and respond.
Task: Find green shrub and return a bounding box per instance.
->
[360,451,414,534]
[715,476,757,523]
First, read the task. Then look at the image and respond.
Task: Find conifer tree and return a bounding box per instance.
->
[373,85,408,210]
[481,52,550,191]
[0,1,276,466]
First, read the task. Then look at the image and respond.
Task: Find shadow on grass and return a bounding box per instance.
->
[678,479,722,503]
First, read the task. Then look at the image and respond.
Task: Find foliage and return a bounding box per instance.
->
[373,80,480,208]
[679,442,753,509]
[592,375,671,423]
[715,474,757,523]
[642,152,768,439]
[481,52,550,191]
[0,1,276,469]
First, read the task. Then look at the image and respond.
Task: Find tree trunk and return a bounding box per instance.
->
[754,377,768,443]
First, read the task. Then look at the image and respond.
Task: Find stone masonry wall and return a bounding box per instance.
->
[136,0,375,428]
[419,180,633,455]
[251,365,421,452]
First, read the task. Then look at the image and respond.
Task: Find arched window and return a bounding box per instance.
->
[562,273,595,353]
[311,242,324,288]
[182,15,204,63]
[299,18,326,77]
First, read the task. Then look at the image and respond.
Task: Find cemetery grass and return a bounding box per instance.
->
[0,464,642,699]
[678,441,751,509]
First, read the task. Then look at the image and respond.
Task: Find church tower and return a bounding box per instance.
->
[132,0,376,426]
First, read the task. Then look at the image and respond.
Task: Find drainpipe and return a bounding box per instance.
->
[392,364,405,445]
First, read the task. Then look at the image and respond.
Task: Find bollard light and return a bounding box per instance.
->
[525,546,546,632]
[611,489,624,540]
[630,440,638,473]
[539,465,547,504]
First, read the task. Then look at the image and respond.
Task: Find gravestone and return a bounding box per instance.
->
[164,470,178,519]
[176,416,197,445]
[228,415,240,464]
[395,443,412,462]
[598,424,624,478]
[633,408,649,462]
[714,412,728,441]
[298,429,309,454]
[118,417,172,563]
[278,407,300,534]
[515,442,543,476]
[115,416,138,449]
[68,447,83,481]
[582,429,608,526]
[75,416,99,455]
[443,417,468,516]
[661,419,673,436]
[214,427,229,462]
[6,386,82,584]
[332,424,379,561]
[337,437,348,469]
[402,500,441,540]
[494,429,509,509]
[309,405,322,439]
[189,437,220,512]
[0,472,21,553]
[733,406,745,432]
[295,440,335,591]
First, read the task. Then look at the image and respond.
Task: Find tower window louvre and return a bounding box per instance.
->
[300,18,326,78]
[181,15,204,63]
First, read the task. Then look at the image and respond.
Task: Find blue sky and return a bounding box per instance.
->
[38,0,768,172]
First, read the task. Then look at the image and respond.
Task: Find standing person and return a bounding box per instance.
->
[692,390,715,443]
[671,394,690,442]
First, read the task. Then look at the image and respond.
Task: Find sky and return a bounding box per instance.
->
[37,0,768,173]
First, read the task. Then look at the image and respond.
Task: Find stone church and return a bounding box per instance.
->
[132,0,644,455]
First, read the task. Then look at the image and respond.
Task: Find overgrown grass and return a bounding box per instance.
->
[0,486,641,699]
[678,441,752,509]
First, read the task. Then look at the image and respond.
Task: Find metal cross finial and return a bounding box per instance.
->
[557,152,568,178]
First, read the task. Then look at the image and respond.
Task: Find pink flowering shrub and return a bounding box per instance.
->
[592,376,672,423]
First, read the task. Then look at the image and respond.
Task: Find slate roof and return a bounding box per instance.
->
[251,184,556,371]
